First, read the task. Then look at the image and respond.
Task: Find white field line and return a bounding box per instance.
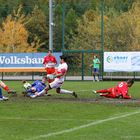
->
[25,110,140,140]
[0,117,92,122]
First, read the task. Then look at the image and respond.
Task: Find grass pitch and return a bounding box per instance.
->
[0,80,140,140]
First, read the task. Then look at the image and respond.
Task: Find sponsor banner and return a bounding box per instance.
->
[104,52,140,72]
[0,52,62,68]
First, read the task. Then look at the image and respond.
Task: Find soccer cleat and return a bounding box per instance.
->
[0,96,9,101]
[46,93,51,96]
[2,96,9,100]
[92,90,97,94]
[72,92,78,98]
[8,90,16,94]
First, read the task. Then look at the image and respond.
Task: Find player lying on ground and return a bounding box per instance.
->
[30,55,77,98]
[22,76,47,97]
[0,80,16,101]
[92,79,134,99]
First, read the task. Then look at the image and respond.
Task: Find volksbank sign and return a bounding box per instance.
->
[0,53,62,68]
[0,56,42,64]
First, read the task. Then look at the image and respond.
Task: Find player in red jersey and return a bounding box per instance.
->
[43,50,57,83]
[92,79,134,99]
[0,80,16,101]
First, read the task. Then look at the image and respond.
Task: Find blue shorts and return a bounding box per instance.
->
[93,68,99,73]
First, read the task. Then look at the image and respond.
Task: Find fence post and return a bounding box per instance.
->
[2,72,3,80]
[81,51,84,81]
[133,72,135,80]
[32,72,34,81]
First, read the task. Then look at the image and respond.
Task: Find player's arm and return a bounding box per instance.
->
[121,90,131,99]
[54,57,57,65]
[31,81,37,87]
[96,59,100,64]
[56,69,66,77]
[122,94,131,99]
[43,57,47,67]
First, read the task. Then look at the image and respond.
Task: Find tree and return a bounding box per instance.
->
[67,9,108,50]
[25,5,48,52]
[106,1,140,51]
[0,5,42,52]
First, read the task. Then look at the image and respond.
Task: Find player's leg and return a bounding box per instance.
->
[100,88,116,98]
[92,89,108,94]
[0,80,16,94]
[0,80,10,92]
[96,68,100,81]
[92,88,112,95]
[56,88,77,98]
[0,88,8,101]
[93,68,96,81]
[30,85,51,98]
[100,93,116,98]
[0,88,3,99]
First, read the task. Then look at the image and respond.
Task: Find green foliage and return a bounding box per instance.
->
[25,6,48,51]
[105,1,140,51]
[0,0,139,52]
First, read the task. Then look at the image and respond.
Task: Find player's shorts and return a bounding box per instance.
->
[46,67,55,74]
[107,87,120,98]
[49,78,64,89]
[93,68,99,73]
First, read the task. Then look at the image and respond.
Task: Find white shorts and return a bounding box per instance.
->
[49,78,64,89]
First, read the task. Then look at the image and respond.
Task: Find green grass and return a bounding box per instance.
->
[0,81,140,140]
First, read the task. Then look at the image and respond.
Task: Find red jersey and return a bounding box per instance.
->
[43,55,57,68]
[115,82,131,99]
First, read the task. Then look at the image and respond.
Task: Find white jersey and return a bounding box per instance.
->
[56,62,68,81]
[49,62,68,89]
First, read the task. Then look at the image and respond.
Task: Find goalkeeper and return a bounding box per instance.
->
[22,76,47,97]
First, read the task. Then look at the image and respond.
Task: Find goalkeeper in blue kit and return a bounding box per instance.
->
[22,76,47,97]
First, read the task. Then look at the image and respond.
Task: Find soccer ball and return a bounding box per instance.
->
[47,74,55,79]
[23,82,31,90]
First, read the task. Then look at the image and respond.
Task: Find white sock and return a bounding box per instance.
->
[37,89,46,96]
[60,89,73,94]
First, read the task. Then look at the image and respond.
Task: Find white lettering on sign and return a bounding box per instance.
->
[0,56,43,64]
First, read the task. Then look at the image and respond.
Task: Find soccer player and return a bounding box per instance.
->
[0,80,16,101]
[92,79,134,99]
[22,76,47,97]
[43,50,57,83]
[30,55,77,98]
[90,55,100,81]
